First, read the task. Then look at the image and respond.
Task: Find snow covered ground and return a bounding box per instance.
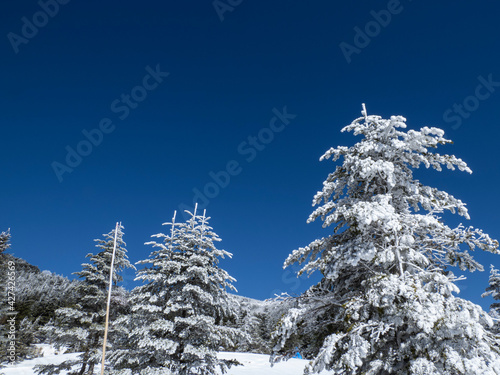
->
[218,352,333,374]
[2,346,81,375]
[3,347,333,375]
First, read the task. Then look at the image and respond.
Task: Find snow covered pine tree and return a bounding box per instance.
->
[483,266,500,338]
[271,106,500,374]
[109,208,243,375]
[36,224,134,375]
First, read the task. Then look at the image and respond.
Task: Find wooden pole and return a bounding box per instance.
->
[100,222,120,375]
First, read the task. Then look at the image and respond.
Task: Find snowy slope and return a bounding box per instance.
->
[3,349,333,375]
[219,352,333,374]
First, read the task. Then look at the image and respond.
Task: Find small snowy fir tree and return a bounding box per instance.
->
[483,265,500,337]
[271,106,500,374]
[36,224,134,375]
[109,208,243,375]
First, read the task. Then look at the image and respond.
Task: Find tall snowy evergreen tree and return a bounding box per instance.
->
[271,106,500,374]
[109,209,243,375]
[36,224,134,375]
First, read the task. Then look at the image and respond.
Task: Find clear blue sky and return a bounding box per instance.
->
[1,1,500,310]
